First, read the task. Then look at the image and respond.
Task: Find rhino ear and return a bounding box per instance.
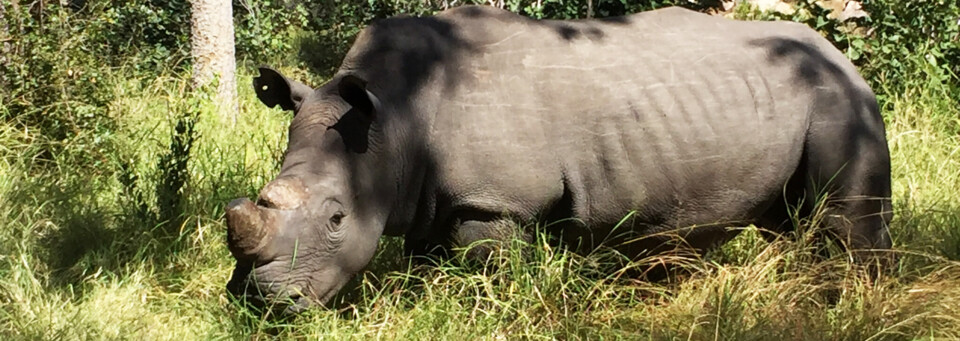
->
[253,66,313,112]
[337,74,381,122]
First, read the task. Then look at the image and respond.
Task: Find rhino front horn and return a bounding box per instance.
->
[225,198,275,260]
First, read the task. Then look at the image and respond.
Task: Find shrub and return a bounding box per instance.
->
[0,2,116,166]
[859,0,959,93]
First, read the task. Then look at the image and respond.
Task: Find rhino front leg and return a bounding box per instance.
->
[450,215,533,263]
[403,236,449,262]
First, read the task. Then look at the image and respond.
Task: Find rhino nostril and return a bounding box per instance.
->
[255,197,276,209]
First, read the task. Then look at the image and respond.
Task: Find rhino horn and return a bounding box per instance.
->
[225,198,275,260]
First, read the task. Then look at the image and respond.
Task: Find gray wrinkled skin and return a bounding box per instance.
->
[226,5,893,313]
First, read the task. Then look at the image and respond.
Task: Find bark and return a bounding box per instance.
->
[190,0,237,122]
[0,2,9,62]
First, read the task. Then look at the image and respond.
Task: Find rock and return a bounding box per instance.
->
[744,0,797,15]
[817,0,869,21]
[717,0,868,22]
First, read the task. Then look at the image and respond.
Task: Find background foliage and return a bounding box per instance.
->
[3,0,956,144]
[1,0,959,339]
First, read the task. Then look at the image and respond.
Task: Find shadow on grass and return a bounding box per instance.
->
[28,108,196,287]
[11,100,261,291]
[890,202,960,262]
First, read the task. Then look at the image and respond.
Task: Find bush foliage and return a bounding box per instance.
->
[3,0,956,137]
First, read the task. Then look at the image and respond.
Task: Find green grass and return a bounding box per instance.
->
[2,60,960,340]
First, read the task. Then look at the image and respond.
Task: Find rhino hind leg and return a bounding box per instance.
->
[757,110,893,271]
[805,152,894,264]
[797,108,894,268]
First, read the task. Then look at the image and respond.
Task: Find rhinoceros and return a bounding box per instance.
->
[225,5,893,312]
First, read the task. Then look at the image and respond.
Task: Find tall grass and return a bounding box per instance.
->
[2,62,959,340]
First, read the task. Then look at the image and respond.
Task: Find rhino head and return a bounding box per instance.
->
[225,67,390,313]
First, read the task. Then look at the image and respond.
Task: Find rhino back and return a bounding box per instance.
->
[346,6,875,236]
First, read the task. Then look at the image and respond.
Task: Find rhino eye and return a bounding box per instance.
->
[330,212,344,226]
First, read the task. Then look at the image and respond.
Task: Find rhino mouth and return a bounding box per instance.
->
[226,262,314,314]
[230,291,311,315]
[226,259,352,314]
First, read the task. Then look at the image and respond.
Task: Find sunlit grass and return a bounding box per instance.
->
[2,61,959,339]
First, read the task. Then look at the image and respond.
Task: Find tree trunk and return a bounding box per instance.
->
[0,2,10,62]
[190,0,237,123]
